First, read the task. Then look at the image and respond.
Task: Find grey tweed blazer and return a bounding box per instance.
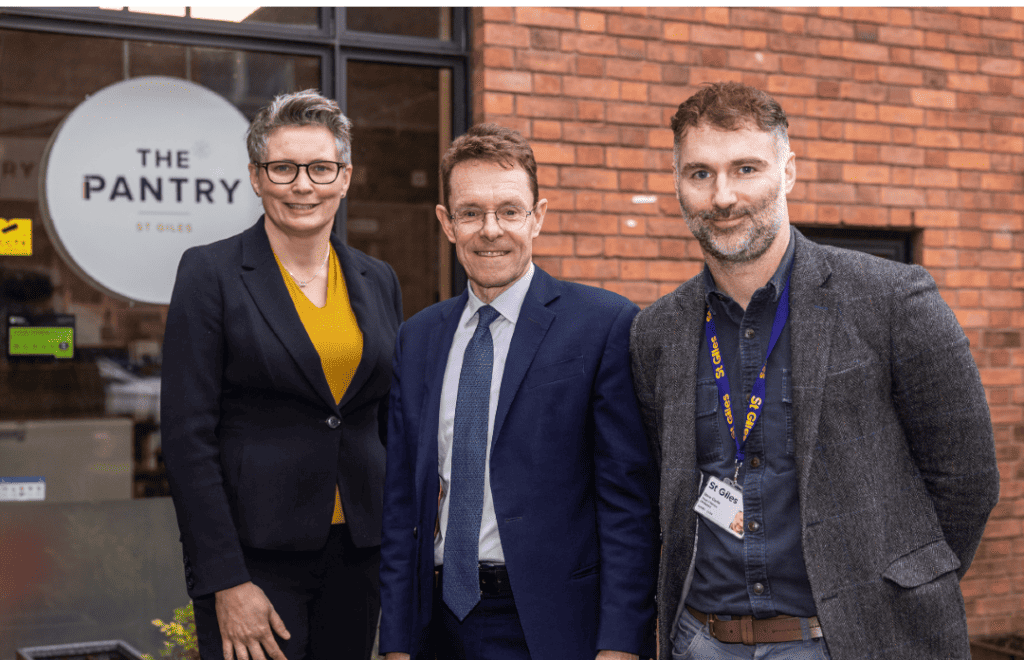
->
[630,229,999,660]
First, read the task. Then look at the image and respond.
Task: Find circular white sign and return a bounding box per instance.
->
[41,76,262,305]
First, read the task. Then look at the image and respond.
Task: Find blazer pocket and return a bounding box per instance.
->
[881,539,961,588]
[570,562,600,580]
[524,355,585,389]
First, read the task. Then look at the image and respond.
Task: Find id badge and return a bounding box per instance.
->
[694,474,744,539]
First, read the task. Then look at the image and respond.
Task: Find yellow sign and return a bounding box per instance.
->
[0,218,32,256]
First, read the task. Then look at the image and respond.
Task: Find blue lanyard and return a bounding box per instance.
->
[703,274,791,481]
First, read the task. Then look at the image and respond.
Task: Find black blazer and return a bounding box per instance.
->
[161,218,402,599]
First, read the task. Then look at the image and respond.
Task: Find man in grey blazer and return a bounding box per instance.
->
[630,82,999,660]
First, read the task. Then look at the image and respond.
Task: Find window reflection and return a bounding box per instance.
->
[97,6,318,26]
[0,27,319,500]
[347,7,451,40]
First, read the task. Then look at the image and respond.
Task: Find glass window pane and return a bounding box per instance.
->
[97,6,319,27]
[347,7,452,40]
[0,28,320,503]
[347,61,451,319]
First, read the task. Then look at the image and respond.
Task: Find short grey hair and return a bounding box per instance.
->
[246,89,352,164]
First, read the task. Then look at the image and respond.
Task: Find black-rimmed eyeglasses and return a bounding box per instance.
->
[256,161,346,185]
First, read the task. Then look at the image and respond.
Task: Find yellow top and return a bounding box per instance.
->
[275,246,363,524]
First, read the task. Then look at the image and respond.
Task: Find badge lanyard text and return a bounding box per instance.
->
[704,274,791,484]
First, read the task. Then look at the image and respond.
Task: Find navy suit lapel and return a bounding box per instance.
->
[418,291,468,504]
[239,219,339,412]
[789,231,835,487]
[335,238,376,412]
[492,268,557,448]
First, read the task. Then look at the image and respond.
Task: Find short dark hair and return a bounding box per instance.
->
[246,89,352,164]
[439,123,538,211]
[671,82,789,148]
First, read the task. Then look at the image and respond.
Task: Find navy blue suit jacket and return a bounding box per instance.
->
[161,218,402,599]
[379,266,658,660]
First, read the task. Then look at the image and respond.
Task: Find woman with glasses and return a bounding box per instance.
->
[162,89,402,660]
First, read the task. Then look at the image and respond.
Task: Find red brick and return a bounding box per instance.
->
[562,33,618,56]
[577,101,605,121]
[878,26,924,47]
[534,74,561,96]
[533,234,574,257]
[843,7,891,24]
[532,143,575,165]
[915,129,960,148]
[483,92,514,116]
[604,281,661,305]
[562,257,620,279]
[482,23,530,47]
[562,76,619,100]
[878,65,924,86]
[575,235,604,256]
[878,105,925,126]
[483,47,514,69]
[603,237,659,258]
[911,88,956,109]
[913,49,958,71]
[805,141,855,161]
[980,174,1021,192]
[844,123,892,143]
[843,164,890,185]
[916,209,960,227]
[516,51,573,74]
[729,51,782,72]
[980,57,1024,77]
[576,146,603,167]
[880,186,926,207]
[879,145,925,166]
[562,122,619,145]
[689,24,745,47]
[576,56,605,78]
[516,7,576,29]
[705,7,731,25]
[948,151,991,170]
[481,7,512,22]
[607,14,662,38]
[947,73,991,93]
[842,40,890,63]
[607,102,663,126]
[563,213,619,235]
[484,69,531,93]
[663,22,690,43]
[516,96,575,119]
[560,167,618,190]
[767,75,817,96]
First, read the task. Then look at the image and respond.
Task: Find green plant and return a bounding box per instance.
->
[142,601,198,660]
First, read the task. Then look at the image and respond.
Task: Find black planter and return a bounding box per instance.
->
[16,640,144,660]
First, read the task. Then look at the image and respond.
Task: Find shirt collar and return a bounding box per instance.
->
[702,225,796,306]
[465,262,535,326]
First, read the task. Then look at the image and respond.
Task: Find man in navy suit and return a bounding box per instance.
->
[379,124,659,660]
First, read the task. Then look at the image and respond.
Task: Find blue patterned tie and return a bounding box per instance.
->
[443,305,500,620]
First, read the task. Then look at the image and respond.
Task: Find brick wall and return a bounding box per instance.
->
[473,6,1024,637]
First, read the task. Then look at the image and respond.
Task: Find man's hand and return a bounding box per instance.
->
[384,654,411,660]
[215,581,291,660]
[596,652,639,660]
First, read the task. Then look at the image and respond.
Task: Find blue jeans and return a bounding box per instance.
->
[672,608,831,660]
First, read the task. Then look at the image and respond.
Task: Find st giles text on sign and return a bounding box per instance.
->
[41,76,261,304]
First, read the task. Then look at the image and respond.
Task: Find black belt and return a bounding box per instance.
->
[435,563,512,596]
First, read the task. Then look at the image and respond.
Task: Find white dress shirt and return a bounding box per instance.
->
[434,263,535,567]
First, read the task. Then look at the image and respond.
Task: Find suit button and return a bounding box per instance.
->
[326,416,341,429]
[753,582,765,595]
[747,520,760,533]
[413,526,418,539]
[750,457,761,468]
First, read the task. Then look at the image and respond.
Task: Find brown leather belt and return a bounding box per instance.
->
[687,606,823,645]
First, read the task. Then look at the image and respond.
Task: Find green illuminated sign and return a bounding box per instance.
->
[9,327,73,358]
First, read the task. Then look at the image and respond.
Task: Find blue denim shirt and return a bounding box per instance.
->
[684,228,816,618]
